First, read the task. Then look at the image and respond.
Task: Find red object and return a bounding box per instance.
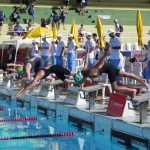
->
[0,117,38,123]
[107,93,127,117]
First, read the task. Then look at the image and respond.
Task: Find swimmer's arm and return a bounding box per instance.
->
[7,63,23,67]
[14,72,44,98]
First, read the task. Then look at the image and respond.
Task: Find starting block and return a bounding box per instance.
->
[39,80,63,100]
[3,73,17,88]
[65,86,86,106]
[65,84,105,108]
[126,92,150,124]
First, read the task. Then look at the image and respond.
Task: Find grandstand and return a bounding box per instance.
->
[0,0,149,44]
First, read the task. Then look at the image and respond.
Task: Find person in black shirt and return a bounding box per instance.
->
[14,65,75,98]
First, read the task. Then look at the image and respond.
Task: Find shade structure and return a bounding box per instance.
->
[96,16,105,48]
[70,19,79,46]
[53,23,58,39]
[25,27,53,38]
[136,10,144,46]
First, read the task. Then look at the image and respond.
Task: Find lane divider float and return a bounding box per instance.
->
[0,132,75,140]
[0,117,38,122]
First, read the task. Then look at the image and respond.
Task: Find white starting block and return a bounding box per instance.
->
[126,92,150,124]
[3,73,17,88]
[65,84,105,108]
[39,80,63,100]
[65,86,86,106]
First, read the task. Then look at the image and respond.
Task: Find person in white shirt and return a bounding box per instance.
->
[41,36,50,67]
[56,34,66,66]
[84,32,96,68]
[67,34,77,71]
[50,38,57,65]
[31,40,39,58]
[107,29,124,82]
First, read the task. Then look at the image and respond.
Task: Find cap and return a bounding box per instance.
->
[42,35,46,39]
[68,34,74,38]
[107,29,115,35]
[73,71,84,84]
[51,38,56,42]
[32,40,37,43]
[57,34,62,38]
[114,19,118,23]
[85,32,92,37]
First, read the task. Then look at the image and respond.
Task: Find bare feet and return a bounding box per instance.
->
[143,79,149,90]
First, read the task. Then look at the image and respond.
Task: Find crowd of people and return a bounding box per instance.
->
[0,0,149,100]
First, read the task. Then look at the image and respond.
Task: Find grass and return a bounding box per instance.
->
[0,5,150,26]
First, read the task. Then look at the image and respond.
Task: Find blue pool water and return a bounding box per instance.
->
[0,96,147,150]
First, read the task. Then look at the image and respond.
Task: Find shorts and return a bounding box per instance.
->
[79,33,85,37]
[82,2,86,7]
[61,17,65,23]
[12,18,17,23]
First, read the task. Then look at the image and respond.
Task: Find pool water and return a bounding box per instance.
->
[0,96,147,150]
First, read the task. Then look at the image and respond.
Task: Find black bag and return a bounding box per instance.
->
[119,24,123,32]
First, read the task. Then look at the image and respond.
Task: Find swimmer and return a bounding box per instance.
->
[14,64,75,98]
[73,49,148,98]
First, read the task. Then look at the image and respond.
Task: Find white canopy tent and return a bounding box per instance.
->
[1,37,53,63]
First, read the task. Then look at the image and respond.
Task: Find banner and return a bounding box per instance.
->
[107,93,127,117]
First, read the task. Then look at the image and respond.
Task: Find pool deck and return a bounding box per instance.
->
[0,85,150,148]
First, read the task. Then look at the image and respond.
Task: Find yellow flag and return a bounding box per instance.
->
[96,17,105,48]
[70,19,79,46]
[53,23,58,39]
[136,10,144,46]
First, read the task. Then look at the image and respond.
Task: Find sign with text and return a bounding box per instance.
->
[107,93,127,117]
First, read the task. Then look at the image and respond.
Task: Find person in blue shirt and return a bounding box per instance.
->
[13,21,24,36]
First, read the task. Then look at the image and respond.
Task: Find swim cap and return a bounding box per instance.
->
[17,66,23,74]
[73,71,84,84]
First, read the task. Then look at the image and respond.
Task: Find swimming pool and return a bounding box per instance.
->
[0,96,147,150]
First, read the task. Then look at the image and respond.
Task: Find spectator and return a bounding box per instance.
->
[7,45,16,63]
[64,0,69,8]
[59,6,67,30]
[50,38,57,65]
[107,29,125,83]
[31,40,39,58]
[40,18,45,27]
[147,31,150,86]
[13,21,24,36]
[84,32,96,68]
[76,0,82,8]
[56,34,66,66]
[0,10,6,35]
[92,33,100,60]
[67,34,77,71]
[81,0,86,16]
[78,24,85,42]
[25,0,30,9]
[28,0,35,23]
[114,19,123,37]
[45,20,50,29]
[51,11,60,30]
[24,47,31,64]
[26,22,33,31]
[10,9,20,29]
[41,36,50,67]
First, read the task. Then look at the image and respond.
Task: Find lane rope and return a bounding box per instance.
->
[0,132,75,140]
[0,117,38,122]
